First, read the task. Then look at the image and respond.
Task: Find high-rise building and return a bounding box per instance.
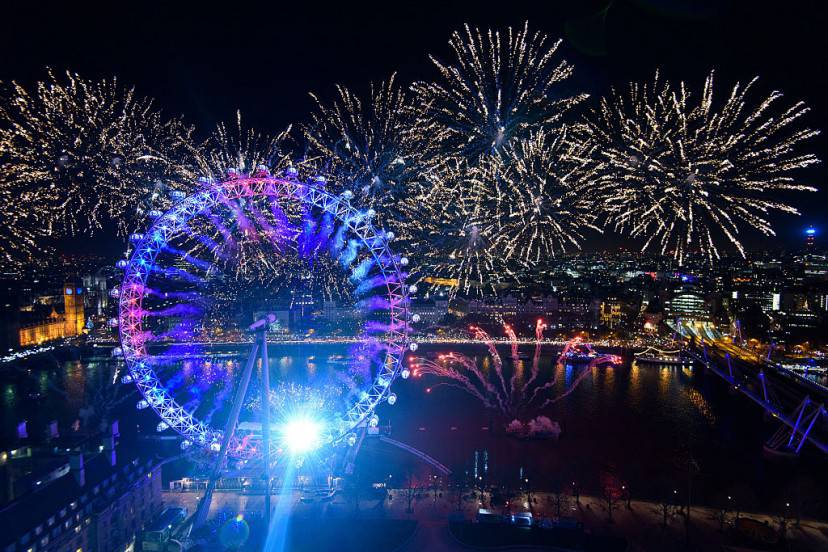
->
[805,226,817,249]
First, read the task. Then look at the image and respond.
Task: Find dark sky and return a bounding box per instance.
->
[2,0,827,253]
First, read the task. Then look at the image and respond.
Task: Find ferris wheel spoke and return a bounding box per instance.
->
[117,170,412,469]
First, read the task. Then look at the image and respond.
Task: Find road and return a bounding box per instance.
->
[163,488,828,551]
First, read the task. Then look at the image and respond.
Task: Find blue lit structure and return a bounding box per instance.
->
[805,225,817,248]
[115,168,412,464]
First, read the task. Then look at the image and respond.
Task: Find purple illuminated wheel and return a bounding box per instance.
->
[113,168,412,461]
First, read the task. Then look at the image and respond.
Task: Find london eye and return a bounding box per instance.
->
[113,167,413,489]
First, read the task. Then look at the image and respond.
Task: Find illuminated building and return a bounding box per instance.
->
[599,297,624,329]
[0,440,162,552]
[665,288,711,322]
[409,299,449,325]
[805,225,816,249]
[18,285,85,347]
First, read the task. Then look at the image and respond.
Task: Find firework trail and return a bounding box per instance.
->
[0,69,196,240]
[581,70,819,264]
[412,21,587,169]
[303,74,424,224]
[189,111,297,180]
[478,129,602,265]
[412,328,620,419]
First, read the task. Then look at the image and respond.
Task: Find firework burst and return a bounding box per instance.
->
[581,71,819,263]
[480,128,601,265]
[412,21,587,170]
[190,111,295,180]
[0,69,196,238]
[303,75,424,220]
[402,181,508,295]
[411,329,619,419]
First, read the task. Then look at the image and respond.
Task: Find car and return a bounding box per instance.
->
[513,512,533,527]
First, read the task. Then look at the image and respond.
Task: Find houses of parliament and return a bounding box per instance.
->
[17,284,86,347]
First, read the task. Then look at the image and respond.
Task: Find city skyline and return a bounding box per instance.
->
[2,4,828,551]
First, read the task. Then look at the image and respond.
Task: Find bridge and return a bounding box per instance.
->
[376,435,452,475]
[687,341,828,455]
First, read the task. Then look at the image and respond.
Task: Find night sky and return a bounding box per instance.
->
[2,0,827,254]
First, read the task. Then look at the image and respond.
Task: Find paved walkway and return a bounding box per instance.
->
[164,489,828,551]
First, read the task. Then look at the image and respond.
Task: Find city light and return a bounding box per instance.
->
[280,417,323,455]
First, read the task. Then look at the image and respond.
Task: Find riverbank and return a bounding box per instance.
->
[163,488,828,551]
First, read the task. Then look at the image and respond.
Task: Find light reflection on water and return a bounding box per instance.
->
[1,344,826,515]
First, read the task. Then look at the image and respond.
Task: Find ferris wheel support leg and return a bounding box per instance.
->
[259,329,273,528]
[193,341,261,529]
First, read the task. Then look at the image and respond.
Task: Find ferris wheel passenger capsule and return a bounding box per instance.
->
[129,233,144,242]
[255,164,270,176]
[408,284,418,293]
[346,433,357,447]
[400,257,409,266]
[366,208,376,218]
[387,393,397,405]
[156,421,169,432]
[136,399,149,410]
[227,167,239,177]
[111,347,123,357]
[116,260,128,269]
[311,175,327,186]
[148,210,163,219]
[401,368,411,379]
[120,374,133,384]
[108,318,119,328]
[180,439,192,450]
[341,190,354,200]
[170,190,186,201]
[411,314,421,323]
[197,176,210,184]
[109,287,120,298]
[385,231,395,241]
[284,166,298,178]
[369,415,379,428]
[409,343,418,352]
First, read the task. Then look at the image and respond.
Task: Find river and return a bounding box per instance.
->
[1,343,826,517]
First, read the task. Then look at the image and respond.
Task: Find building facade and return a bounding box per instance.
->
[18,285,85,348]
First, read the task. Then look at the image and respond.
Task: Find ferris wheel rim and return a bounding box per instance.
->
[116,172,411,459]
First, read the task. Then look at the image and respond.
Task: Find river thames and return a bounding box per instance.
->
[2,343,826,517]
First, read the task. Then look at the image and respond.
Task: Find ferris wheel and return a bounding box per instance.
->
[113,167,413,476]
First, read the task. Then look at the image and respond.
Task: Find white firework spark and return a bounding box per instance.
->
[581,71,819,263]
[480,128,601,265]
[412,21,587,169]
[190,110,295,179]
[401,180,508,296]
[303,74,423,220]
[0,69,196,239]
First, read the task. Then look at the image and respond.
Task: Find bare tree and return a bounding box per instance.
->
[404,470,418,514]
[600,471,625,524]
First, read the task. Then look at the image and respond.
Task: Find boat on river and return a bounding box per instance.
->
[634,346,694,366]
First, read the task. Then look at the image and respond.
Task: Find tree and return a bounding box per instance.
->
[568,464,582,506]
[548,474,568,518]
[451,470,470,511]
[654,476,678,529]
[523,476,536,515]
[600,471,624,524]
[404,470,418,514]
[781,474,823,527]
[726,481,759,521]
[711,490,733,532]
